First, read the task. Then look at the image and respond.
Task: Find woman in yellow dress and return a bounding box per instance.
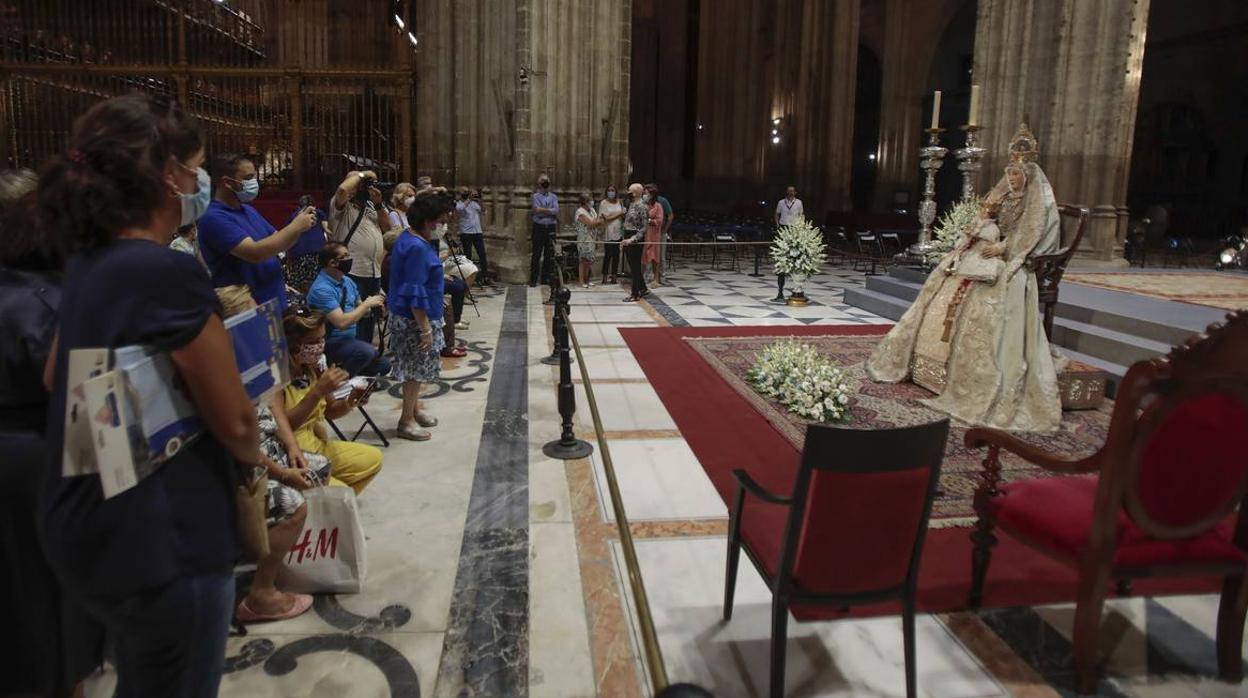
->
[273,306,384,493]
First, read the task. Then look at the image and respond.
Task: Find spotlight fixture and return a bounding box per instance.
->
[769,115,785,146]
[394,15,405,30]
[868,153,877,161]
[407,31,418,47]
[697,123,704,131]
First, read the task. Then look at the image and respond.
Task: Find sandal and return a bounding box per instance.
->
[396,423,432,441]
[414,411,438,428]
[623,296,639,303]
[440,346,467,358]
[235,593,313,624]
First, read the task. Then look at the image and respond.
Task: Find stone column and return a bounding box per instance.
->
[770,0,859,214]
[973,0,1150,265]
[872,0,922,212]
[413,0,631,283]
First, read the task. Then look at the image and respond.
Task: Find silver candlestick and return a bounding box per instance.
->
[907,127,947,258]
[955,124,985,201]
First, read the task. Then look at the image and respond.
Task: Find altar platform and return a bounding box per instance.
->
[845,267,1243,396]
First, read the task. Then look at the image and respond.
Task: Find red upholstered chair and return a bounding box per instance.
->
[966,310,1248,694]
[723,419,950,698]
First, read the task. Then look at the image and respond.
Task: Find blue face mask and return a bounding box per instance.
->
[179,166,212,226]
[235,177,260,203]
[607,191,617,200]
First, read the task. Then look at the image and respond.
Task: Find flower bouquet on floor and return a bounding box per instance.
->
[771,216,826,306]
[746,339,853,423]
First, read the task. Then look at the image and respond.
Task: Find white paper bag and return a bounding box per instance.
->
[278,486,367,594]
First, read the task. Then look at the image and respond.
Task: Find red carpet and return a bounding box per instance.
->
[622,324,1219,618]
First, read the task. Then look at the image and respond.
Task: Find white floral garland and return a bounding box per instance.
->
[771,216,827,278]
[746,339,852,422]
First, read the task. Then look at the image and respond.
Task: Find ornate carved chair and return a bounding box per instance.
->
[1032,204,1089,340]
[965,310,1248,693]
[723,420,950,698]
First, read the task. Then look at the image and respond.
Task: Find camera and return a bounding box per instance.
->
[353,174,395,209]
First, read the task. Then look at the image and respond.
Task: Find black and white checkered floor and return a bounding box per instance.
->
[644,265,892,327]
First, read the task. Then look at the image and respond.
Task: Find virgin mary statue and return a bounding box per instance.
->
[866,123,1063,432]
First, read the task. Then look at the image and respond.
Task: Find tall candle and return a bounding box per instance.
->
[930,91,942,129]
[968,84,980,127]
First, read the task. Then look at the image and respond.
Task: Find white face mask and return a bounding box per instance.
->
[403,196,415,209]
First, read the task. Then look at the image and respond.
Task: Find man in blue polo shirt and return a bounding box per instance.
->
[197,152,317,308]
[306,242,390,376]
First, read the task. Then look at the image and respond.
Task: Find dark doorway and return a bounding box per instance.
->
[1127,0,1248,243]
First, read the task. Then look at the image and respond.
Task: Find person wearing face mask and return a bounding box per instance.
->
[598,185,625,284]
[455,188,488,281]
[276,306,383,494]
[39,95,263,697]
[640,184,665,286]
[305,242,389,377]
[330,170,391,345]
[529,174,558,287]
[619,183,650,302]
[197,152,317,309]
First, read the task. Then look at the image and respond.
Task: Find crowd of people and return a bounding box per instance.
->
[0,94,491,697]
[530,177,675,303]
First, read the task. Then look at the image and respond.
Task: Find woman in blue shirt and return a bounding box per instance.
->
[387,190,455,441]
[38,95,260,697]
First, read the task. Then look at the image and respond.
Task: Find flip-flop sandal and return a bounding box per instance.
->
[397,424,432,441]
[235,593,313,624]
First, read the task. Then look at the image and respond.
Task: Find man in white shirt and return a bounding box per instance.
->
[774,185,803,227]
[772,185,803,301]
[329,170,391,343]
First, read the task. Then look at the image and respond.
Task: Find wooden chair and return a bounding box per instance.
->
[1031,204,1088,341]
[966,310,1248,694]
[724,420,950,698]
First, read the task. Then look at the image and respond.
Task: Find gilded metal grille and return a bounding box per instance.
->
[0,0,414,189]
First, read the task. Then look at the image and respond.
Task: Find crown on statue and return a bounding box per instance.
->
[1008,122,1040,163]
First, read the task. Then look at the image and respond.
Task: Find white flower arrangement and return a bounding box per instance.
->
[771,216,827,279]
[926,197,982,264]
[746,339,853,423]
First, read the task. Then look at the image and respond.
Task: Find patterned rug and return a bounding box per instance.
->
[1066,271,1248,310]
[685,334,1112,527]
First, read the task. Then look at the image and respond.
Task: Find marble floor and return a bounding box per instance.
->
[80,263,1248,697]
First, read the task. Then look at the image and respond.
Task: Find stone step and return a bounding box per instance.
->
[865,274,922,302]
[1054,282,1219,347]
[889,266,930,284]
[1050,316,1174,368]
[842,287,909,322]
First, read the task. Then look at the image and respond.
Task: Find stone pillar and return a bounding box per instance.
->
[770,0,859,214]
[413,0,632,283]
[973,0,1151,265]
[872,0,922,212]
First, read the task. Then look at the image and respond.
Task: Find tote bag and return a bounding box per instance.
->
[278,486,367,593]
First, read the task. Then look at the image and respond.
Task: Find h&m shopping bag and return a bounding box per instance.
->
[277,486,367,593]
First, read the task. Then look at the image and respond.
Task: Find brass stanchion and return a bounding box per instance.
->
[542,286,593,460]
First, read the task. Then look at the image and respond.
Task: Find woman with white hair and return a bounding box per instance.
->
[619,183,651,302]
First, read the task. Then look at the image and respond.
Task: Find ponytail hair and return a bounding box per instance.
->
[37,94,203,253]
